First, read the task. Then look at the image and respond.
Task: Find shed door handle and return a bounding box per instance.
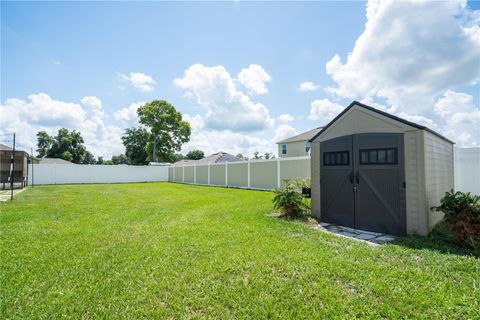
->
[356,172,360,184]
[349,172,354,184]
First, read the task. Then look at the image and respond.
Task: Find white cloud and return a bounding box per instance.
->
[434,91,479,146]
[237,64,271,95]
[277,114,295,123]
[119,72,156,92]
[81,96,102,109]
[323,0,480,146]
[114,101,146,127]
[174,64,274,132]
[298,81,320,92]
[274,124,298,143]
[325,0,479,110]
[308,98,345,123]
[0,93,124,158]
[180,114,275,157]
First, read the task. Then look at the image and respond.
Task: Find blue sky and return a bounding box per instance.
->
[1,1,479,158]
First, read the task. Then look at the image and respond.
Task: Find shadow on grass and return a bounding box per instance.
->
[392,223,479,258]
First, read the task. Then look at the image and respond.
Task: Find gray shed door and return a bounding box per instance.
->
[320,133,406,236]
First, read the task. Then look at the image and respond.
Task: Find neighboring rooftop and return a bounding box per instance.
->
[174,152,241,165]
[276,127,324,144]
[38,158,75,165]
[0,143,29,154]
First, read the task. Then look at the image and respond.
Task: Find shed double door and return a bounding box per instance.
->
[320,133,406,236]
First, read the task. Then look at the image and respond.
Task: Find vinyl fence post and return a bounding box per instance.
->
[194,163,196,184]
[225,163,228,187]
[208,164,211,185]
[277,157,281,188]
[182,165,185,183]
[247,159,251,189]
[173,165,175,182]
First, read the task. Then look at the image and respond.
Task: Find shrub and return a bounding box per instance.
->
[431,190,480,250]
[272,179,310,218]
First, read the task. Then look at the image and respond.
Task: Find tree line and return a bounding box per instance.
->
[36,99,276,165]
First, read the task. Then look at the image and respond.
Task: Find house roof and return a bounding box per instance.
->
[0,143,29,155]
[276,127,324,144]
[309,101,454,144]
[173,152,241,166]
[38,158,75,165]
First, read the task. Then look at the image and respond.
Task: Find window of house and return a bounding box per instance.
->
[323,151,349,166]
[282,144,287,155]
[305,142,311,153]
[359,148,397,165]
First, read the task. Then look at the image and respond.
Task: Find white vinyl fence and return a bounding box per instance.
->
[28,164,169,185]
[454,147,480,195]
[168,156,310,190]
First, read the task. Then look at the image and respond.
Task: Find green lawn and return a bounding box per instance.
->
[1,183,479,319]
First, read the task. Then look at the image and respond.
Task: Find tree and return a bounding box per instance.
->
[253,151,263,160]
[96,156,104,165]
[35,128,95,164]
[36,131,54,157]
[111,154,130,165]
[264,152,275,160]
[173,153,185,162]
[185,150,204,160]
[137,100,191,162]
[121,128,150,165]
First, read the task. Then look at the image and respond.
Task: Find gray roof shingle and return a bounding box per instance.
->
[276,127,324,144]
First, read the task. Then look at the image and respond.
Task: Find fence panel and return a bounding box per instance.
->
[210,164,226,186]
[184,166,195,183]
[454,147,480,194]
[227,162,248,188]
[28,164,169,185]
[280,157,310,185]
[196,165,209,185]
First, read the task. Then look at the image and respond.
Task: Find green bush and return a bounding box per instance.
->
[431,190,480,250]
[272,179,310,218]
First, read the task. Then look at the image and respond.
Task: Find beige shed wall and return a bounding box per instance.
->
[196,165,208,185]
[250,161,277,189]
[227,162,248,187]
[278,141,308,158]
[315,107,416,142]
[311,141,321,219]
[404,130,428,235]
[424,131,454,231]
[280,158,310,184]
[210,164,226,186]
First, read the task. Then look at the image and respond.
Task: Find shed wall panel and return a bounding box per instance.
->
[424,131,454,230]
[311,141,321,218]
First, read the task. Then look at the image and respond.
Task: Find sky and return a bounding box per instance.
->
[1,0,479,159]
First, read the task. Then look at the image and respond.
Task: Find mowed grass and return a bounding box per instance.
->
[1,183,479,319]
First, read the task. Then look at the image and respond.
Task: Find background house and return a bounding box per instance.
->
[173,151,240,166]
[276,127,323,158]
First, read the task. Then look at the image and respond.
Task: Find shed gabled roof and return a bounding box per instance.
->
[308,101,454,144]
[277,127,324,144]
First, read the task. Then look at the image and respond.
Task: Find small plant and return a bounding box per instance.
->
[272,179,310,218]
[431,190,480,250]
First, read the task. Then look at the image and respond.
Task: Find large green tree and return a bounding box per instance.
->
[137,100,191,162]
[121,127,150,165]
[185,149,204,160]
[36,128,96,164]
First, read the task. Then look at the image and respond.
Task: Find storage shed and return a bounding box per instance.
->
[309,101,454,236]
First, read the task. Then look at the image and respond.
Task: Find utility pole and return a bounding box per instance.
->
[11,133,15,200]
[31,148,34,188]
